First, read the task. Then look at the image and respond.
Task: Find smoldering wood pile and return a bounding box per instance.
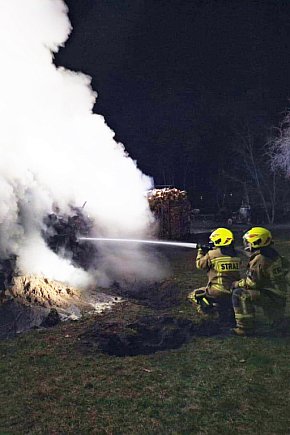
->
[0,274,122,339]
[10,275,82,308]
[8,275,119,312]
[147,188,191,239]
[43,207,98,270]
[0,206,124,339]
[0,208,96,306]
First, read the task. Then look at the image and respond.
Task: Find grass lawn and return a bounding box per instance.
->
[1,239,290,434]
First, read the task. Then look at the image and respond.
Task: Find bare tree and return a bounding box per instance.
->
[228,121,288,224]
[270,110,290,175]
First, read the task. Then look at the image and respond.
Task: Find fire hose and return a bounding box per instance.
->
[77,237,212,251]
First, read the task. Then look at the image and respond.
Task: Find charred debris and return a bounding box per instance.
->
[42,205,97,271]
[0,205,96,304]
[1,187,192,289]
[0,190,201,352]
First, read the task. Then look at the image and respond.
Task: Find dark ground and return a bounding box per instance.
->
[0,237,290,433]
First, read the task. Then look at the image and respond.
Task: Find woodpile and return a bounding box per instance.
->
[147,188,191,239]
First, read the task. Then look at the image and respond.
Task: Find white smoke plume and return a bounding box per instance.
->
[0,0,163,287]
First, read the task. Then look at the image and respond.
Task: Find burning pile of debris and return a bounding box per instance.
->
[9,275,121,315]
[147,188,192,239]
[10,275,83,309]
[0,274,122,339]
[43,206,98,271]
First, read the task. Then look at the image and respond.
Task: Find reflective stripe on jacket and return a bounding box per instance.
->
[196,247,241,292]
[235,249,289,298]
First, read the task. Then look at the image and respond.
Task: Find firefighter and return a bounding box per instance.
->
[232,227,289,336]
[188,228,241,325]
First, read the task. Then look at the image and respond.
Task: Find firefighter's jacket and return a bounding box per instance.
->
[234,247,289,299]
[196,247,241,292]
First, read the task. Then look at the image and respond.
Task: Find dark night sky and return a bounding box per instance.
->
[55,0,290,208]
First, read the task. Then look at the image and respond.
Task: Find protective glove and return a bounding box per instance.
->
[197,245,210,254]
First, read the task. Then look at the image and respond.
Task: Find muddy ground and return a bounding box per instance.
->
[0,267,225,355]
[2,230,290,355]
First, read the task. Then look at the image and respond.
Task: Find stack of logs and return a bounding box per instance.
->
[147,188,191,239]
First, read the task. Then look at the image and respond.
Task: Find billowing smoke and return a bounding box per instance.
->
[0,0,164,287]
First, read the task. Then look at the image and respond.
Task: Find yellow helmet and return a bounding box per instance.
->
[209,228,234,247]
[243,227,272,250]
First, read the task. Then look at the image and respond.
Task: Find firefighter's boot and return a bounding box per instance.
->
[232,327,254,337]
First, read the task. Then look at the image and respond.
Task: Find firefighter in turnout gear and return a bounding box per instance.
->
[188,228,241,325]
[232,227,289,336]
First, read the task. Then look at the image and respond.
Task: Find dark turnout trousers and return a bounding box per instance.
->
[232,287,287,332]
